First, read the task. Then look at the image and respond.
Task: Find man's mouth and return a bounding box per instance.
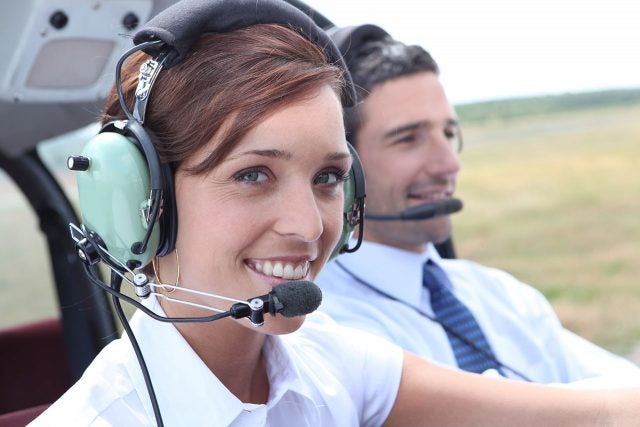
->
[407,189,452,202]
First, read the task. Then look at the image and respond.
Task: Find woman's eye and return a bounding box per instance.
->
[235,169,268,183]
[315,170,348,186]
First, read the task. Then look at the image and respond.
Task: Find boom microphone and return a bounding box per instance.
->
[228,281,322,325]
[365,198,463,221]
[268,280,323,317]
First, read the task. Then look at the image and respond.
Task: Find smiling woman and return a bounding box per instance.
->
[27,1,640,426]
[166,85,350,336]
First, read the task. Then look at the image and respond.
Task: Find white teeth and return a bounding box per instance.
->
[283,264,295,279]
[272,263,284,277]
[252,260,308,280]
[263,261,273,276]
[414,192,445,200]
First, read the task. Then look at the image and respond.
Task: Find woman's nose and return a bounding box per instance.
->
[273,183,324,242]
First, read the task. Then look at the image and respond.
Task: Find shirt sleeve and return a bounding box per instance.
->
[557,328,640,380]
[356,328,404,426]
[459,262,640,382]
[319,315,405,427]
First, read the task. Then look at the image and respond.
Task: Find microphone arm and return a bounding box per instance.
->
[74,228,322,427]
[70,222,322,326]
[365,198,463,221]
[83,262,320,327]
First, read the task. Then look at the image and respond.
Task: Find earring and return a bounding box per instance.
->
[152,249,180,293]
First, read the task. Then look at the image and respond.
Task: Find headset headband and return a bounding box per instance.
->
[133,0,356,107]
[327,24,390,69]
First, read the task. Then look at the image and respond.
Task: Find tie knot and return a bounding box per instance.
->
[422,259,449,293]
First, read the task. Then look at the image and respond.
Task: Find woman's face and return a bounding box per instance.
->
[172,85,350,333]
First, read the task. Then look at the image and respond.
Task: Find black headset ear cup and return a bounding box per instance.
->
[156,160,177,257]
[330,142,365,260]
[141,127,177,258]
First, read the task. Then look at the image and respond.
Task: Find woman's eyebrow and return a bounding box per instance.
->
[326,151,352,162]
[228,149,292,161]
[228,150,351,162]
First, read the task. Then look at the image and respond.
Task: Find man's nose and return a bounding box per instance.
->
[423,132,461,177]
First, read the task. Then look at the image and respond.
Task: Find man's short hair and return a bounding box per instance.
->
[341,32,440,144]
[348,35,439,99]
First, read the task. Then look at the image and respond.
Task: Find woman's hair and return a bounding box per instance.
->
[103,24,346,174]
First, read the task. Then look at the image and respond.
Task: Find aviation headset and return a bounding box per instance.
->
[326,24,391,141]
[69,0,366,272]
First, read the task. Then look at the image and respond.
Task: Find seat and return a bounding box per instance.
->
[435,238,457,259]
[0,404,50,427]
[0,318,72,415]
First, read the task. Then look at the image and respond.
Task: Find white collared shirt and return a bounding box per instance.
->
[316,240,639,383]
[31,297,403,426]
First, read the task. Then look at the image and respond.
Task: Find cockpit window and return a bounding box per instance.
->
[0,123,99,328]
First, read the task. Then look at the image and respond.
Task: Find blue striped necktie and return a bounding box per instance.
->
[422,259,502,374]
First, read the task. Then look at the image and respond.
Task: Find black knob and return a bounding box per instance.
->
[122,13,139,31]
[50,10,69,30]
[67,155,90,171]
[76,238,100,266]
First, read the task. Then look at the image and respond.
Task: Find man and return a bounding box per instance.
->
[316,24,638,382]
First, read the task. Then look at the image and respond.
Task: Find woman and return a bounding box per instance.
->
[33,1,639,426]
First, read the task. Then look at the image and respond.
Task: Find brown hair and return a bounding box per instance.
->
[103,24,345,174]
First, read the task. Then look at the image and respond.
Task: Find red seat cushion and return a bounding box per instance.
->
[0,403,50,427]
[0,318,72,414]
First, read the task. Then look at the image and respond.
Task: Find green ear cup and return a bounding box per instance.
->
[76,131,160,268]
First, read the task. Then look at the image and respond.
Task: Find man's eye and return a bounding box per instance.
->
[444,127,463,152]
[444,128,458,140]
[394,134,417,144]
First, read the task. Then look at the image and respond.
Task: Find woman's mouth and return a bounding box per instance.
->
[247,260,310,280]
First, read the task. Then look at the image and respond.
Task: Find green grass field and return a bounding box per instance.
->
[1,96,639,357]
[454,103,640,353]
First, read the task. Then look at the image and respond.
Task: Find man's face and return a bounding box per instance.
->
[356,72,461,253]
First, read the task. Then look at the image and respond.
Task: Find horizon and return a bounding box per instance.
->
[452,86,640,106]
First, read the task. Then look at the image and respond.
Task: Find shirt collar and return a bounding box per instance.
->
[336,240,444,307]
[263,334,309,407]
[129,297,245,426]
[127,297,314,425]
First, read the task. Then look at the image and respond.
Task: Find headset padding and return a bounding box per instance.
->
[327,24,390,68]
[133,0,356,107]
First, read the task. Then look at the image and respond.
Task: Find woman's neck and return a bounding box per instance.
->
[175,317,270,404]
[153,255,271,404]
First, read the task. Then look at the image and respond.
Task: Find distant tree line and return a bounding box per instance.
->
[456,88,640,123]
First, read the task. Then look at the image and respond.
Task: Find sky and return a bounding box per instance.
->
[303,0,640,104]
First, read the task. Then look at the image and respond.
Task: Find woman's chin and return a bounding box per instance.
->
[259,314,306,336]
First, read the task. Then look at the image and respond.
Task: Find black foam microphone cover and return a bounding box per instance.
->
[271,281,322,317]
[365,198,464,221]
[401,198,463,220]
